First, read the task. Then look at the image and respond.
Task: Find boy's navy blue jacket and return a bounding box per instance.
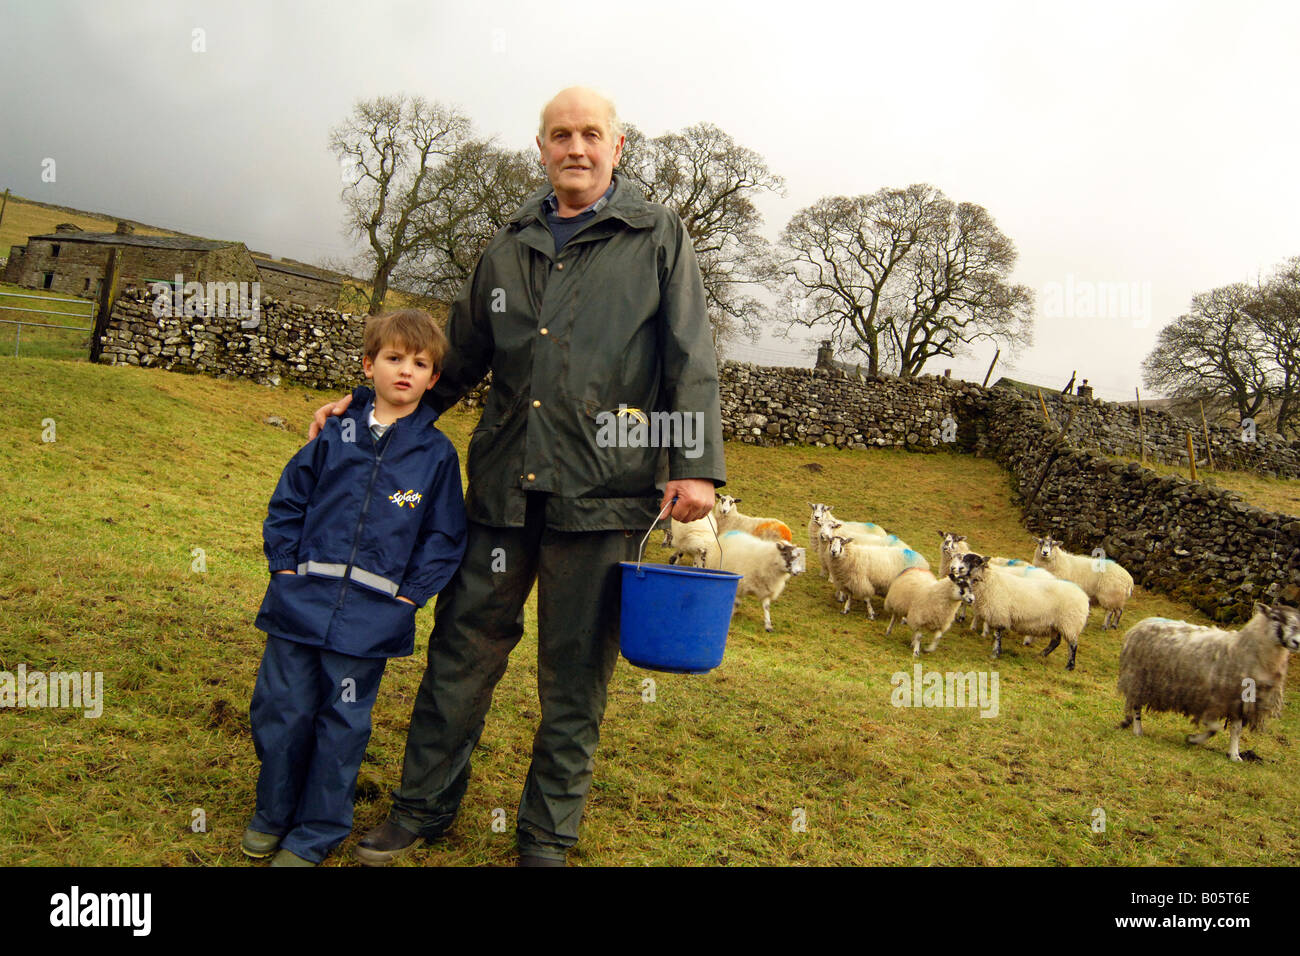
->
[255,394,467,659]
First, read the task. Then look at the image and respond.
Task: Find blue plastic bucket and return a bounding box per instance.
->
[619,561,741,673]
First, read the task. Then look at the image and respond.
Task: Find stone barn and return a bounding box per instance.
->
[3,222,259,298]
[251,257,343,309]
[3,222,343,308]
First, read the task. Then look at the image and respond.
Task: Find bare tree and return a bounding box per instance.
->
[885,200,1034,378]
[393,139,546,307]
[1254,257,1300,436]
[330,94,472,314]
[619,122,784,350]
[1142,282,1270,423]
[773,184,944,376]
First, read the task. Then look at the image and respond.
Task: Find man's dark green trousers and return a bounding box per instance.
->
[387,492,641,861]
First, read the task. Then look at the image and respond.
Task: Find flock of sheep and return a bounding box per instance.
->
[660,495,1300,763]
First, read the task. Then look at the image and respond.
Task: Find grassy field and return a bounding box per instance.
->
[2,356,1298,867]
[0,282,96,361]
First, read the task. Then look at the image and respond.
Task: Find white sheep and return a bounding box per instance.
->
[664,512,721,568]
[827,535,931,619]
[883,567,976,656]
[939,530,973,622]
[937,531,971,576]
[715,494,793,542]
[959,554,1090,670]
[809,507,893,579]
[818,518,912,599]
[1117,604,1300,761]
[716,529,807,632]
[808,503,834,578]
[1032,535,1134,630]
[956,556,1055,639]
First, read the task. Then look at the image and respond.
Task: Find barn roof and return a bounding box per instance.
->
[252,257,343,284]
[27,232,236,252]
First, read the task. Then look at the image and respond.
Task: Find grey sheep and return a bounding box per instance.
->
[1118,603,1300,761]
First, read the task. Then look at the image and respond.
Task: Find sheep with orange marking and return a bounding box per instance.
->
[715,494,793,542]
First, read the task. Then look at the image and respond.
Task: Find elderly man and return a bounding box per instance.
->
[309,86,724,866]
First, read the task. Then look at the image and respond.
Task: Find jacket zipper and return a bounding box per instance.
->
[335,421,393,609]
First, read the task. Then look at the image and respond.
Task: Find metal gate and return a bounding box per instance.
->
[0,290,95,358]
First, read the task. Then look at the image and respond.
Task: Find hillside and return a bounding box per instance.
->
[2,357,1298,866]
[0,193,191,254]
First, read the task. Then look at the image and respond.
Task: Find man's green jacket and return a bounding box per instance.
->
[381,173,725,532]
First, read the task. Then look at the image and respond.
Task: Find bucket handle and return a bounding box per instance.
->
[637,496,725,572]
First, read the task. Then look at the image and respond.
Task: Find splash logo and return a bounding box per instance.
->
[389,489,423,508]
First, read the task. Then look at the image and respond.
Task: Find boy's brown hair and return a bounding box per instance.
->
[363,309,449,372]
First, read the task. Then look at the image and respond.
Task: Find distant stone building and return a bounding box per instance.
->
[3,222,257,299]
[251,257,343,309]
[3,221,343,308]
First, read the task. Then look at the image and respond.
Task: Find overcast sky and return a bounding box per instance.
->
[3,0,1297,400]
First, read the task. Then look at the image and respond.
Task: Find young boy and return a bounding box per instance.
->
[243,309,467,866]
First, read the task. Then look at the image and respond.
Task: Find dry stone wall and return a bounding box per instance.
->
[97,288,369,390]
[94,301,1300,621]
[975,388,1300,623]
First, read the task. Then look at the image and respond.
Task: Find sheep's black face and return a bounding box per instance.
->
[948,573,975,604]
[949,553,980,580]
[1272,605,1300,651]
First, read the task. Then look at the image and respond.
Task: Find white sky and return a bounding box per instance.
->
[2,0,1298,400]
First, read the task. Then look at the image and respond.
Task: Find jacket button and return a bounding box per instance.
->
[527,473,536,481]
[556,262,564,270]
[539,327,549,335]
[532,399,541,408]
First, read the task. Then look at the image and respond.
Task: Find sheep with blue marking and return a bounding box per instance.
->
[1117,604,1300,761]
[1032,535,1134,630]
[827,534,930,619]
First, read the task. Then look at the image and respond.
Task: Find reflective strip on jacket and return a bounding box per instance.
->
[255,397,468,658]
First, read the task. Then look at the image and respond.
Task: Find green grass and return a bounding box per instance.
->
[0,283,95,361]
[2,356,1298,866]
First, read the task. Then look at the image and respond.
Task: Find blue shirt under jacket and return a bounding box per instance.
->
[254,394,467,659]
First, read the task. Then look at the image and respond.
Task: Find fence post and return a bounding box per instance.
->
[981,348,1000,388]
[89,248,122,363]
[1200,401,1215,471]
[0,188,9,229]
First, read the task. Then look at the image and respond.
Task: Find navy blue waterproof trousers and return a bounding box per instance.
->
[249,635,388,863]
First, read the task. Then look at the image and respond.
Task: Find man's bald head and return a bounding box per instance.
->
[538,86,623,141]
[535,86,626,216]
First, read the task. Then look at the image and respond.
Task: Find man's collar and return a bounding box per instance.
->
[542,179,615,217]
[510,172,656,230]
